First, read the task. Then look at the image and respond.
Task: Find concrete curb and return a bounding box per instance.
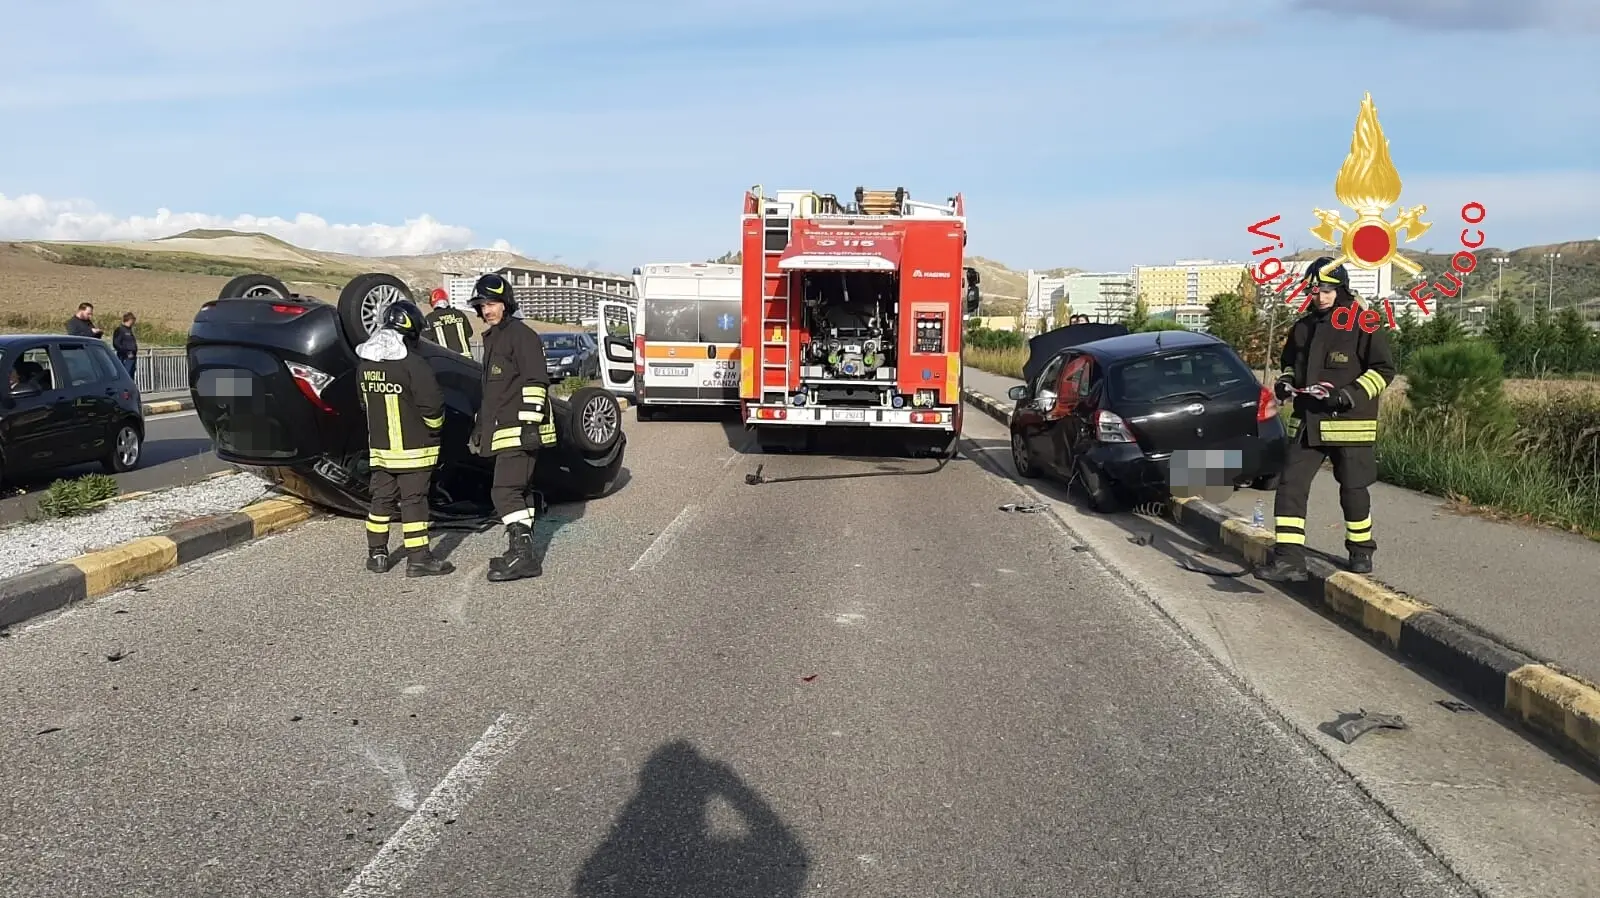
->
[142,397,194,416]
[959,385,1600,769]
[0,494,315,630]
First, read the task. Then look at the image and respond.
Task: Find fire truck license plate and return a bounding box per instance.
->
[651,365,690,376]
[834,409,866,422]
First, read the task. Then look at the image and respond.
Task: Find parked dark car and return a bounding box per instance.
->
[540,331,600,381]
[186,272,627,525]
[1006,328,1286,511]
[1,334,145,485]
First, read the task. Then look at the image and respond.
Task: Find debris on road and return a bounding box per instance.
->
[1332,709,1408,744]
[1437,700,1477,714]
[998,502,1046,513]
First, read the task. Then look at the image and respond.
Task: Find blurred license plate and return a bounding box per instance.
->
[651,365,690,376]
[834,409,866,422]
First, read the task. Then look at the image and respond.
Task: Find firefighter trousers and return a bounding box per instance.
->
[368,468,434,552]
[491,449,538,526]
[1272,431,1377,560]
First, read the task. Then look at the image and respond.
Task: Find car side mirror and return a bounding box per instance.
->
[8,385,40,400]
[603,337,633,364]
[1006,385,1028,401]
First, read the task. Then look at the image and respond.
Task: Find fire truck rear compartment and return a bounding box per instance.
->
[799,271,900,394]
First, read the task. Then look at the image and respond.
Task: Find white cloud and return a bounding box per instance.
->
[0,193,516,256]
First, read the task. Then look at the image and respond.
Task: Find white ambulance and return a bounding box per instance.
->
[596,262,741,420]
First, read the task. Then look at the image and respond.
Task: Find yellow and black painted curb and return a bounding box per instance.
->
[141,397,195,416]
[1164,494,1600,768]
[959,386,1600,768]
[0,494,315,630]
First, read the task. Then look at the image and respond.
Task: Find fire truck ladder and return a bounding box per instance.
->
[759,193,792,404]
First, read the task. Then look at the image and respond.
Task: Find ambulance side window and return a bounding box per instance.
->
[698,300,740,344]
[645,300,698,342]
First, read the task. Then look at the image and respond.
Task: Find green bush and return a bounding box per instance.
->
[37,474,120,517]
[1512,393,1600,494]
[964,325,1025,351]
[1402,341,1514,442]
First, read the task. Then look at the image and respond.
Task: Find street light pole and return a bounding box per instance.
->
[1544,252,1561,313]
[1492,256,1508,303]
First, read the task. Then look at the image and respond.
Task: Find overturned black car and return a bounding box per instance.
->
[187,272,627,527]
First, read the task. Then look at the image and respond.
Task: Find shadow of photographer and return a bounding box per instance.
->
[573,739,810,897]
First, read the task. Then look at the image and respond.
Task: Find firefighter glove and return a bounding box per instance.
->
[1330,387,1356,412]
[1273,377,1296,402]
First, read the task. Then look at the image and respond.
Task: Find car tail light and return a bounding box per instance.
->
[633,336,645,375]
[1257,384,1278,422]
[287,362,337,414]
[271,303,309,316]
[1094,409,1135,443]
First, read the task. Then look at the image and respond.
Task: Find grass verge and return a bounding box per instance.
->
[964,346,1025,380]
[1,311,190,347]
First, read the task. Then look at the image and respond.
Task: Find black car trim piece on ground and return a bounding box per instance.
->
[185,273,628,527]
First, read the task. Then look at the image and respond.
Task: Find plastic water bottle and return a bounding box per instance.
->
[1252,498,1265,529]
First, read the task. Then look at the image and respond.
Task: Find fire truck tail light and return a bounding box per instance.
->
[911,411,945,424]
[754,407,787,420]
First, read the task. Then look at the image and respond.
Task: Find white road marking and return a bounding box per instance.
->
[833,612,865,625]
[340,712,530,897]
[358,741,419,811]
[722,453,742,469]
[629,504,698,571]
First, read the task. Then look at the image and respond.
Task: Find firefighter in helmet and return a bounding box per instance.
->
[424,287,474,357]
[1255,257,1396,582]
[468,272,555,581]
[356,299,455,577]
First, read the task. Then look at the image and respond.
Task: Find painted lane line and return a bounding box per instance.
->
[340,712,531,897]
[630,504,698,571]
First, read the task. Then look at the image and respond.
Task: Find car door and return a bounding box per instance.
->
[52,342,115,464]
[1014,353,1065,464]
[595,299,636,395]
[2,345,72,473]
[1053,356,1102,470]
[1039,354,1093,477]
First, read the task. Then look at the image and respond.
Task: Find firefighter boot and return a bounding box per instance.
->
[1254,549,1310,583]
[405,547,455,578]
[487,523,541,582]
[367,547,393,574]
[1348,546,1375,575]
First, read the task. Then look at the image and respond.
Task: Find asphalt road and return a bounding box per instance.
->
[2,405,1596,897]
[0,411,227,527]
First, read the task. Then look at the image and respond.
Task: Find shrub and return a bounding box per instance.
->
[37,474,120,517]
[1401,341,1515,443]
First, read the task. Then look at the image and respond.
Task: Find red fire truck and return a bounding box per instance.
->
[737,186,982,453]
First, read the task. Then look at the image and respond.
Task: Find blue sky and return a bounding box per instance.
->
[1,0,1596,274]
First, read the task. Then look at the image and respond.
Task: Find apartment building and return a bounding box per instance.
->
[440,266,635,322]
[1065,272,1136,322]
[1132,259,1249,312]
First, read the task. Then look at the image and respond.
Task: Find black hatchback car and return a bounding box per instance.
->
[1006,329,1286,511]
[1,334,145,485]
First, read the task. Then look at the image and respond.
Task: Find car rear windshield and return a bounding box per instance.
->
[1110,345,1256,402]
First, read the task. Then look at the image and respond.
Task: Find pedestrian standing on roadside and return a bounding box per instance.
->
[113,312,139,377]
[66,303,103,339]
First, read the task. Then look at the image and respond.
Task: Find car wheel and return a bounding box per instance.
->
[1251,473,1281,490]
[102,422,142,473]
[218,273,291,300]
[337,273,414,346]
[565,386,622,454]
[1010,431,1039,478]
[1075,457,1122,513]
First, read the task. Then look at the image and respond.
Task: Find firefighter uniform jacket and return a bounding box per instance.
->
[357,341,446,470]
[475,319,556,454]
[425,306,474,357]
[1280,296,1397,447]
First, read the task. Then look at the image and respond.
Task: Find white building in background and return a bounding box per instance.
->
[1066,272,1136,322]
[1026,270,1069,331]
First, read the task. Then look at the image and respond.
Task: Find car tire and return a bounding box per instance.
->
[218,273,291,300]
[337,273,414,346]
[1075,457,1122,513]
[1251,473,1281,491]
[102,421,142,473]
[565,386,623,454]
[1011,431,1039,478]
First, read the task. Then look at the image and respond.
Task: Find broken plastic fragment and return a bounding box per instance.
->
[1332,709,1407,743]
[999,502,1046,513]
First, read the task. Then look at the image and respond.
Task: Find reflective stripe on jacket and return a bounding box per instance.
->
[358,354,446,469]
